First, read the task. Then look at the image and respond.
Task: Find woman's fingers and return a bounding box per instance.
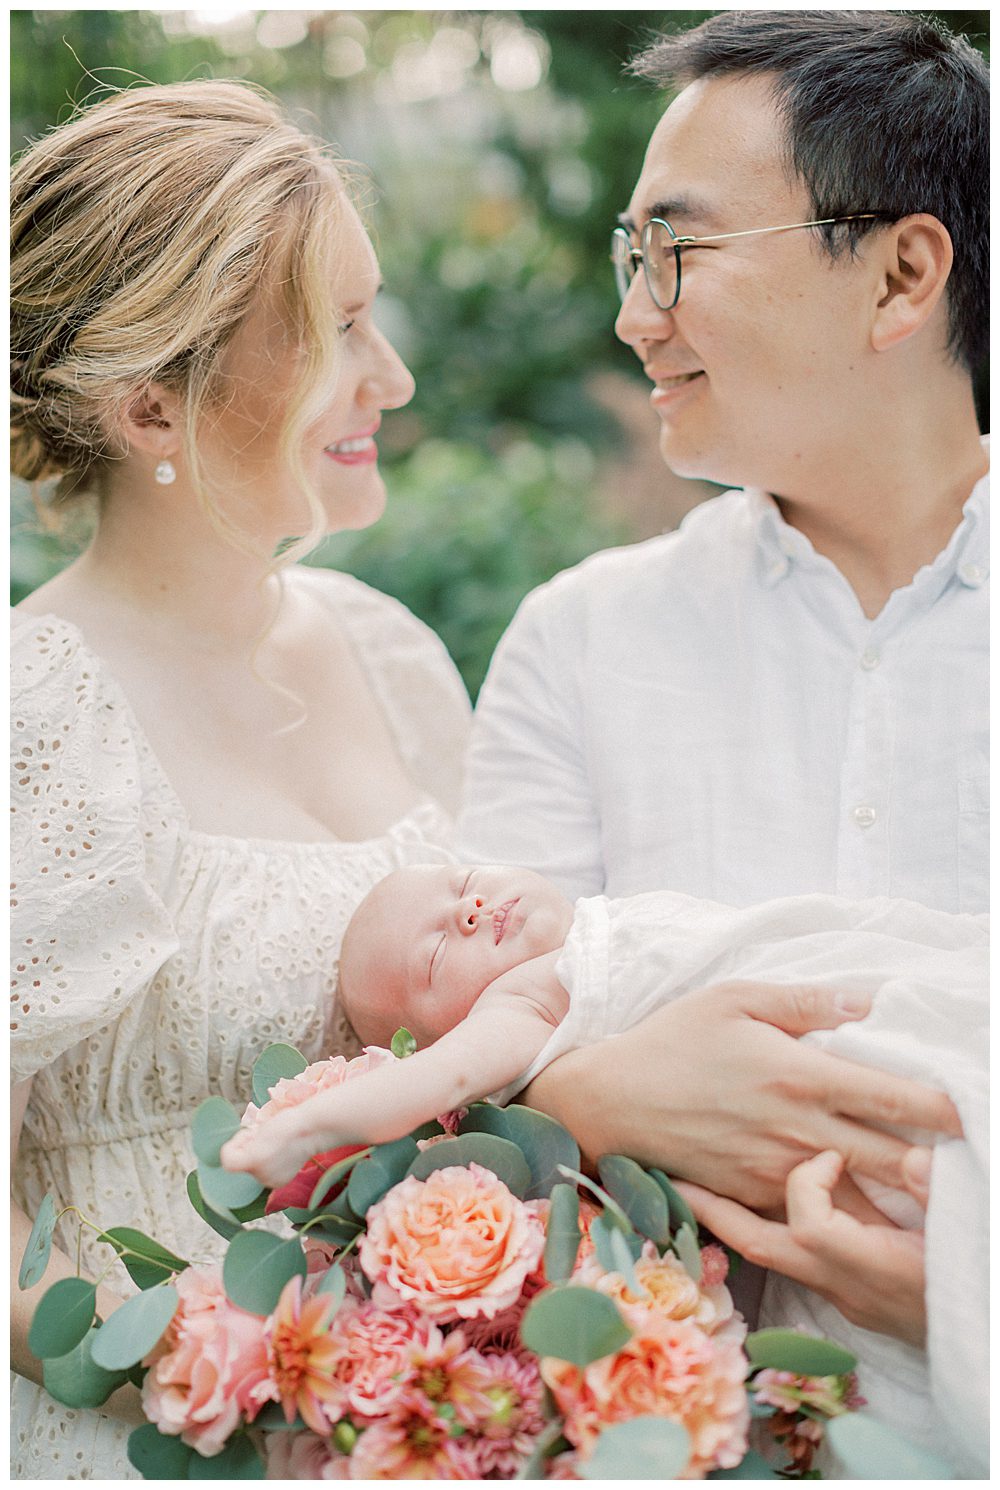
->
[670,1180,796,1273]
[901,1145,933,1210]
[821,1055,962,1138]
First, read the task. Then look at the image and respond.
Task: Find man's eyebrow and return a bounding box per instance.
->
[618,196,722,232]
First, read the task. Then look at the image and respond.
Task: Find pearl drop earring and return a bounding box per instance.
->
[154,460,176,486]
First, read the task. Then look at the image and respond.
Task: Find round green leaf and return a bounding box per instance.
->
[827,1412,954,1479]
[128,1423,195,1479]
[98,1227,189,1290]
[252,1043,308,1108]
[28,1277,97,1360]
[544,1183,582,1284]
[648,1167,699,1237]
[191,1097,242,1166]
[461,1102,580,1200]
[314,1262,347,1310]
[301,1215,362,1248]
[709,1449,779,1478]
[186,1170,240,1241]
[747,1328,857,1376]
[43,1326,129,1408]
[188,1433,266,1478]
[673,1221,702,1283]
[390,1027,417,1059]
[521,1285,632,1367]
[19,1192,58,1289]
[197,1160,263,1220]
[347,1135,420,1216]
[408,1132,531,1196]
[90,1285,179,1370]
[590,1213,643,1291]
[598,1154,671,1246]
[579,1416,691,1479]
[222,1230,307,1316]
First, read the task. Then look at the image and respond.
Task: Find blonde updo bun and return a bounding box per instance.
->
[11,80,353,527]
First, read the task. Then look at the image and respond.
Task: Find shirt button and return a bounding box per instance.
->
[860,648,880,671]
[852,805,877,829]
[959,563,985,587]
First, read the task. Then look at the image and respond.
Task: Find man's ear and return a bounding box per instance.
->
[120,381,184,458]
[870,214,953,355]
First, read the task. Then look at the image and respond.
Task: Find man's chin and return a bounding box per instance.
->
[657,425,743,490]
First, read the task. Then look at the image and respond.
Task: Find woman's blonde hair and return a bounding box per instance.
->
[11,79,354,561]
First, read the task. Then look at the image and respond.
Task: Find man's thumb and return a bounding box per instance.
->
[727,981,872,1035]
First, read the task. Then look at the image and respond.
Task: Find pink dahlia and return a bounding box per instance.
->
[463,1350,548,1476]
[396,1324,494,1429]
[348,1410,481,1480]
[252,1276,342,1435]
[753,1368,865,1417]
[360,1162,545,1322]
[322,1301,430,1419]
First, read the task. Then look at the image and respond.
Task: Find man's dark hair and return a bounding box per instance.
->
[631,11,988,372]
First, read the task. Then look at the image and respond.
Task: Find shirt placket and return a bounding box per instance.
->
[835,623,893,898]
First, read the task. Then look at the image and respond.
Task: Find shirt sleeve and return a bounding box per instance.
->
[10,616,181,1083]
[456,580,605,898]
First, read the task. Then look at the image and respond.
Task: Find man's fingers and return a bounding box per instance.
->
[719,980,871,1036]
[671,1180,794,1272]
[827,1058,963,1138]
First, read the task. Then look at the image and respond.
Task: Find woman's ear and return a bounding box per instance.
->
[870,214,953,355]
[120,381,184,458]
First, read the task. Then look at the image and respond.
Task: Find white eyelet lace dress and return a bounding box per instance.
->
[10,567,471,1480]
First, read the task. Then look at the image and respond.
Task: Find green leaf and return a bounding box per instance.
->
[43,1326,129,1408]
[407,1132,531,1196]
[191,1096,242,1166]
[188,1434,266,1478]
[98,1227,189,1291]
[579,1416,691,1479]
[590,1213,643,1291]
[90,1285,179,1370]
[314,1262,347,1310]
[597,1155,671,1246]
[186,1170,240,1241]
[460,1102,580,1199]
[127,1423,195,1479]
[347,1135,420,1216]
[302,1215,362,1248]
[747,1328,857,1377]
[222,1231,307,1316]
[251,1403,307,1432]
[647,1168,699,1237]
[19,1192,58,1289]
[673,1221,702,1283]
[307,1149,371,1211]
[231,1191,270,1224]
[390,1026,417,1059]
[521,1285,632,1367]
[252,1043,308,1108]
[826,1412,954,1479]
[556,1164,633,1232]
[709,1449,780,1478]
[515,1419,566,1480]
[544,1183,582,1284]
[28,1277,96,1359]
[197,1161,263,1222]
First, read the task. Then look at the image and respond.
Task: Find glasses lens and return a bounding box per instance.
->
[611,229,635,303]
[642,220,677,310]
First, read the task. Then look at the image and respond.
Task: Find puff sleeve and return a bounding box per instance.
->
[10,615,181,1082]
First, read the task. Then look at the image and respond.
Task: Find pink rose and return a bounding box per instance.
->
[322,1301,431,1418]
[359,1163,546,1322]
[265,1430,350,1479]
[142,1265,269,1457]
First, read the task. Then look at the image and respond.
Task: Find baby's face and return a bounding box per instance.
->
[350,864,573,1045]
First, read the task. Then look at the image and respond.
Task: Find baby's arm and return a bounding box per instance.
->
[221,951,568,1187]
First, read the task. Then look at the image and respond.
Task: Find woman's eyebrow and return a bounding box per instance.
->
[341,281,386,316]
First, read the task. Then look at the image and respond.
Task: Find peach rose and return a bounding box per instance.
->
[360,1162,546,1322]
[142,1265,269,1457]
[542,1306,749,1478]
[575,1241,742,1338]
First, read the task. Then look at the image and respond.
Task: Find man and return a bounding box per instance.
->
[457,8,987,1448]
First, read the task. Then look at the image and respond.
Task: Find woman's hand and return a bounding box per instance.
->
[674,1149,930,1347]
[522,979,961,1209]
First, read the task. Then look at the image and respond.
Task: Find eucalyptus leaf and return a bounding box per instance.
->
[543,1183,582,1284]
[648,1168,699,1237]
[90,1285,179,1370]
[187,1170,240,1241]
[597,1154,671,1246]
[43,1326,129,1409]
[304,1216,362,1248]
[28,1277,96,1360]
[555,1164,633,1232]
[747,1328,857,1377]
[222,1231,306,1316]
[407,1132,531,1197]
[99,1227,189,1291]
[591,1212,643,1291]
[19,1192,58,1289]
[347,1135,419,1216]
[251,1043,308,1108]
[230,1191,270,1224]
[709,1449,779,1478]
[826,1412,954,1479]
[307,1149,371,1211]
[188,1434,266,1478]
[579,1416,691,1479]
[521,1285,632,1367]
[191,1096,241,1166]
[673,1222,702,1282]
[390,1027,417,1059]
[514,1419,566,1480]
[197,1161,263,1221]
[460,1102,580,1199]
[127,1423,196,1479]
[251,1403,307,1432]
[314,1262,347,1310]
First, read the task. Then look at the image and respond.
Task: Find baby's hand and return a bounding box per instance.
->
[220,1111,316,1188]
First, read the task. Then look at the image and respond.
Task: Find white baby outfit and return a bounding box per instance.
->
[10,566,471,1480]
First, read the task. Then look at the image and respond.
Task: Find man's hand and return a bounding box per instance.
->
[522,980,961,1208]
[674,1148,930,1347]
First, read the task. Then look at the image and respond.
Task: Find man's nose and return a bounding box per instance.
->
[456,893,487,935]
[614,268,674,350]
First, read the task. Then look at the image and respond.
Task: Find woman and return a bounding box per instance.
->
[10,80,470,1478]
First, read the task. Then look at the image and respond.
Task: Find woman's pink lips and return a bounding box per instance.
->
[494,898,520,945]
[324,423,380,466]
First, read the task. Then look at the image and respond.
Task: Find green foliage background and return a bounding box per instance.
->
[10,9,989,697]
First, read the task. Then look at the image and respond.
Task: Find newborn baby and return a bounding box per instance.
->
[222,864,987,1472]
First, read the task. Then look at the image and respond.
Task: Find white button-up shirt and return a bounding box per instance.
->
[458,455,989,914]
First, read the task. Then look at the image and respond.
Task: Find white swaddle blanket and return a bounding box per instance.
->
[503,891,988,1477]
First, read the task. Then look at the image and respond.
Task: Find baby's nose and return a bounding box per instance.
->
[457,893,487,935]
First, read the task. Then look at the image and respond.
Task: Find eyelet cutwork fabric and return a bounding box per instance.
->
[10,570,470,1480]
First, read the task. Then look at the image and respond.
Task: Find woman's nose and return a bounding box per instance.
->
[456,893,486,936]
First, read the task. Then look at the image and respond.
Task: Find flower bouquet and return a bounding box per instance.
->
[20,1037,949,1480]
